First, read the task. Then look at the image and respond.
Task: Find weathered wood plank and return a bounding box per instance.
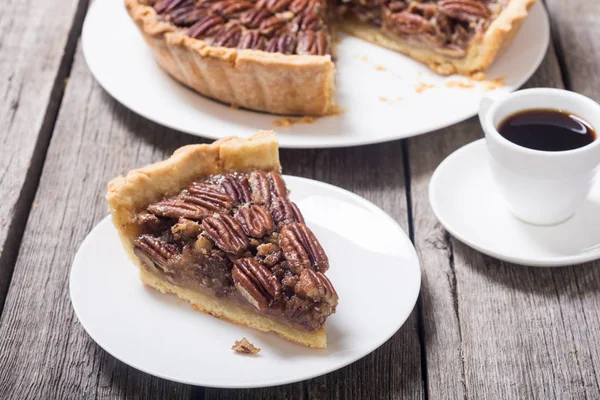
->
[409,36,600,399]
[545,0,600,101]
[0,0,89,314]
[0,42,197,400]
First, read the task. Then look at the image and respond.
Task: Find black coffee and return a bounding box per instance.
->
[498,109,596,151]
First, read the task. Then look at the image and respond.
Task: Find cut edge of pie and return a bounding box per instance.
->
[126,0,337,116]
[339,0,536,76]
[106,131,334,348]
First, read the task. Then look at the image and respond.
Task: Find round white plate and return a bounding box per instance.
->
[82,0,549,148]
[429,139,600,267]
[70,176,421,388]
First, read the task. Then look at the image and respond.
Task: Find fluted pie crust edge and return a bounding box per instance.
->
[341,0,537,76]
[106,131,327,348]
[126,0,336,116]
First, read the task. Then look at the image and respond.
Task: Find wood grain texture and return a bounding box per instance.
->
[408,39,600,399]
[0,0,89,314]
[0,43,198,400]
[545,0,600,101]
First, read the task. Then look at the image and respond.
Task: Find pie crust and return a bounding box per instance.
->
[107,131,331,348]
[126,0,537,116]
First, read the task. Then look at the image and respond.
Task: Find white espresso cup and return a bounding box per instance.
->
[479,88,600,225]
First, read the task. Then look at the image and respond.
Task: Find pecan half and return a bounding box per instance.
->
[232,258,281,310]
[259,15,291,36]
[279,223,329,274]
[154,0,191,14]
[289,0,322,15]
[388,12,433,35]
[147,198,208,220]
[266,33,297,54]
[188,14,225,38]
[170,5,206,25]
[133,235,178,271]
[268,171,288,199]
[265,0,294,13]
[240,8,271,29]
[212,23,243,47]
[249,171,271,206]
[438,0,490,22]
[185,183,233,212]
[235,205,275,238]
[211,0,254,17]
[290,12,322,32]
[296,31,328,55]
[271,198,304,226]
[221,174,252,203]
[295,268,338,305]
[202,214,249,254]
[238,30,267,50]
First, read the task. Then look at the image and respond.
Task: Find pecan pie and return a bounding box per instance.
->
[106,131,338,348]
[126,0,535,116]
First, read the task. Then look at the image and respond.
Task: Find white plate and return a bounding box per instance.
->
[81,0,549,148]
[429,139,600,267]
[70,176,421,388]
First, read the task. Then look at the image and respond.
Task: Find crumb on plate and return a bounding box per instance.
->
[483,77,506,91]
[232,338,261,355]
[415,83,435,93]
[273,116,317,128]
[445,80,475,89]
[374,65,387,71]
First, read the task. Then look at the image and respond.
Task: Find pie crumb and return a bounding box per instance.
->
[379,96,403,104]
[232,338,261,355]
[483,77,506,91]
[230,103,239,110]
[471,72,487,81]
[273,116,316,128]
[415,83,435,93]
[445,80,475,89]
[374,65,387,71]
[33,203,39,208]
[359,56,368,62]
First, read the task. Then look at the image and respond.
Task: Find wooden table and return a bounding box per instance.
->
[1,1,599,398]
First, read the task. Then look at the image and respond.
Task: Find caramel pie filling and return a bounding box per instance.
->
[132,171,338,332]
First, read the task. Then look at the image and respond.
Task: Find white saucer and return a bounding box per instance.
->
[81,0,549,148]
[70,176,421,388]
[430,139,600,267]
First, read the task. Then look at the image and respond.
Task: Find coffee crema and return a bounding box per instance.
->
[497,109,596,152]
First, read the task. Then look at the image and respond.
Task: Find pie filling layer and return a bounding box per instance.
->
[131,170,338,332]
[146,0,506,59]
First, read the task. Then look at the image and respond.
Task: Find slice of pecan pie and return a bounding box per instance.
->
[107,131,338,348]
[126,0,535,116]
